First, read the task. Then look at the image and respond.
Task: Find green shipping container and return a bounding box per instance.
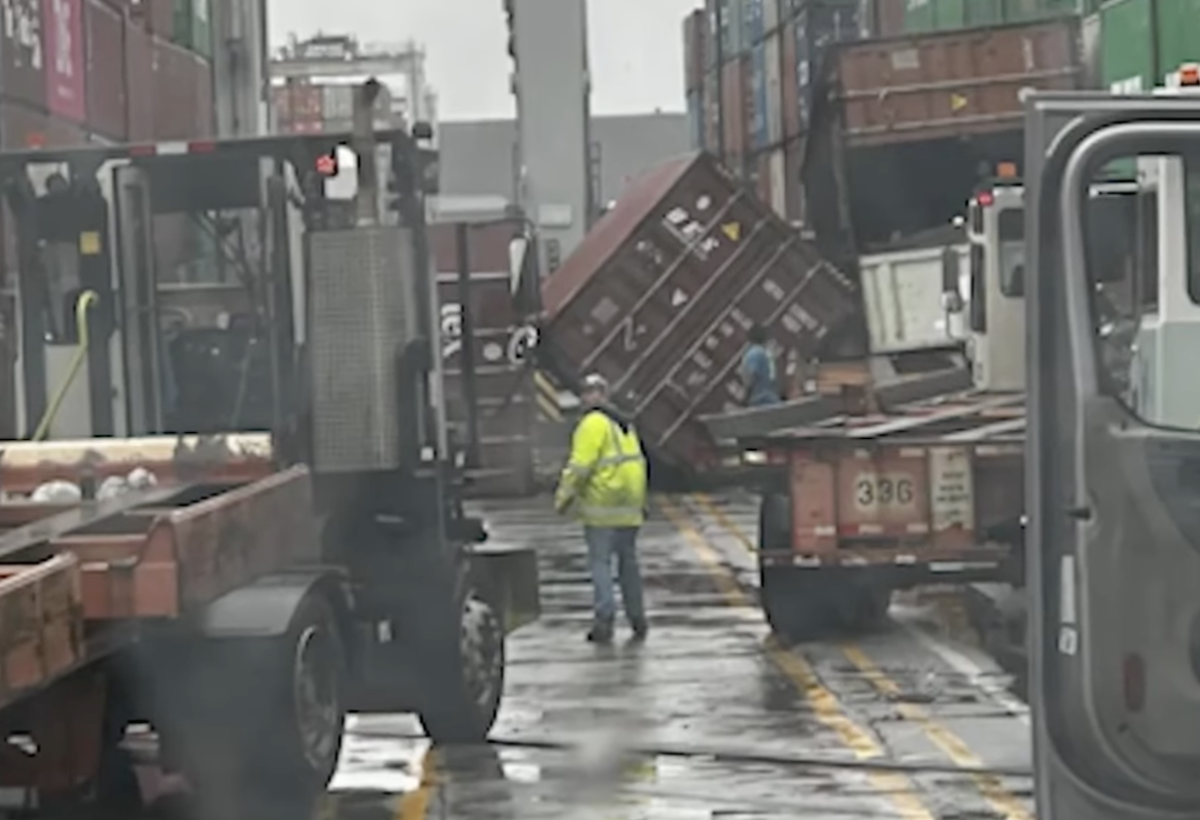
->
[1156,0,1200,80]
[934,0,966,28]
[903,0,936,32]
[172,0,211,56]
[965,0,1003,25]
[1099,0,1154,178]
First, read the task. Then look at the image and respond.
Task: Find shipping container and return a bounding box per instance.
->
[539,152,862,471]
[706,0,746,66]
[321,84,353,121]
[754,151,772,202]
[833,17,1081,148]
[1154,0,1200,82]
[172,0,211,56]
[794,0,863,130]
[779,19,801,139]
[703,68,721,149]
[721,54,751,172]
[783,141,804,222]
[751,43,769,148]
[687,89,704,149]
[84,0,126,139]
[763,0,784,149]
[429,220,536,497]
[1099,0,1152,92]
[150,38,212,139]
[1,0,47,109]
[766,144,788,217]
[683,10,708,93]
[744,0,764,45]
[43,0,86,123]
[865,0,906,36]
[124,16,153,139]
[0,101,87,149]
[146,0,173,35]
[191,50,213,137]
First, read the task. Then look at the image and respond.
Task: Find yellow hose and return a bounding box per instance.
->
[32,290,99,441]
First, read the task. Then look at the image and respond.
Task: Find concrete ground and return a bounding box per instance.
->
[143,492,1035,820]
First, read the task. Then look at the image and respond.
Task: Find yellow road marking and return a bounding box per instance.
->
[395,747,439,820]
[687,495,1033,820]
[657,496,935,820]
[841,646,1034,820]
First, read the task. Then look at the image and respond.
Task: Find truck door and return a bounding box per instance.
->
[1026,94,1200,818]
[112,164,163,435]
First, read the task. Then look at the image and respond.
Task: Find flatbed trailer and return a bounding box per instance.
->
[733,388,1024,639]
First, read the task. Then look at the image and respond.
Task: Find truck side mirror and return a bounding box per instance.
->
[508,232,541,316]
[940,246,964,313]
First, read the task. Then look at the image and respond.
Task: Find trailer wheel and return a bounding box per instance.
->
[417,589,506,744]
[759,566,835,643]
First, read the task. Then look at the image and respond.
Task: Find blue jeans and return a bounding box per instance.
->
[584,525,646,627]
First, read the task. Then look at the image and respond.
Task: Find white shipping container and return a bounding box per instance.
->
[859,243,969,354]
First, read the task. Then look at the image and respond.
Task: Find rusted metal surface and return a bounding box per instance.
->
[0,554,83,713]
[0,0,45,108]
[150,38,211,139]
[124,19,153,139]
[0,433,275,494]
[84,0,126,139]
[865,0,906,36]
[834,18,1080,147]
[0,102,87,149]
[430,221,536,497]
[762,390,1022,571]
[541,151,861,471]
[720,54,750,167]
[43,0,85,123]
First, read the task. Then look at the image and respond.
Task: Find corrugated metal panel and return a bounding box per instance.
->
[1155,0,1200,81]
[780,20,801,139]
[539,152,861,471]
[767,144,787,217]
[754,152,771,202]
[289,82,323,120]
[866,0,906,36]
[796,0,863,131]
[720,54,750,169]
[1099,0,1151,92]
[322,84,353,121]
[750,43,768,148]
[903,0,935,31]
[429,220,535,498]
[687,89,704,148]
[146,0,172,35]
[835,18,1081,147]
[44,0,86,122]
[1,0,47,108]
[784,141,805,222]
[707,0,746,62]
[703,67,721,149]
[763,3,784,148]
[150,38,210,139]
[190,51,212,136]
[683,10,707,93]
[965,0,1003,26]
[84,0,125,139]
[0,101,87,149]
[124,19,153,139]
[934,0,966,28]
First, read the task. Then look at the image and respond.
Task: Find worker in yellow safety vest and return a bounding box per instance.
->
[554,373,649,644]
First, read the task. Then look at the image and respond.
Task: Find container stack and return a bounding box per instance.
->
[0,0,218,151]
[271,81,399,134]
[897,0,1083,32]
[1095,0,1200,92]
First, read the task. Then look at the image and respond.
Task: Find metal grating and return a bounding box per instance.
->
[307,226,419,471]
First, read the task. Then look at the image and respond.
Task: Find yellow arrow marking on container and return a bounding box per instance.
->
[950,93,968,111]
[720,221,740,240]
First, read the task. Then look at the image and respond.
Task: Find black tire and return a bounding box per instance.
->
[161,591,347,800]
[417,589,506,744]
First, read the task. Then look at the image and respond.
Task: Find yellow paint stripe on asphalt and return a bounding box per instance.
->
[688,496,1033,820]
[395,747,440,820]
[841,646,1034,820]
[693,493,756,551]
[657,495,935,820]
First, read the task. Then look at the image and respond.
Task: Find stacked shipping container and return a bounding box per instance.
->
[899,0,1082,32]
[271,81,400,134]
[1096,0,1200,92]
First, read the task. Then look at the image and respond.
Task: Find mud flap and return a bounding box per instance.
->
[466,543,540,634]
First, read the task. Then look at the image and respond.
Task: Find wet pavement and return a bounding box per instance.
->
[140,492,1034,819]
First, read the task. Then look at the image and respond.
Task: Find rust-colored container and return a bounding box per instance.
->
[84,0,127,139]
[834,18,1080,147]
[780,19,801,141]
[151,37,205,139]
[43,0,86,123]
[288,82,323,120]
[187,51,213,136]
[1,0,47,109]
[865,0,906,36]
[540,152,862,471]
[683,10,708,94]
[145,0,172,35]
[0,101,87,149]
[430,220,535,497]
[124,18,153,139]
[720,54,751,168]
[702,68,720,150]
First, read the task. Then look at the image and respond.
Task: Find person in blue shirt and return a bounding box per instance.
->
[740,324,781,406]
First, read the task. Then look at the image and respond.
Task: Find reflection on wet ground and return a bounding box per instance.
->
[118,491,1033,820]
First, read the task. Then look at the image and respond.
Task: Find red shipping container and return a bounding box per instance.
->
[123,17,152,139]
[866,0,905,37]
[43,0,85,122]
[150,38,199,139]
[720,55,751,167]
[288,83,323,120]
[1,0,48,108]
[0,100,86,149]
[83,0,125,138]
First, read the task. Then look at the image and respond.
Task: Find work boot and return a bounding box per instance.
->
[630,619,649,642]
[587,622,614,644]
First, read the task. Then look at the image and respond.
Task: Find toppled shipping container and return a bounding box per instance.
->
[540,151,863,471]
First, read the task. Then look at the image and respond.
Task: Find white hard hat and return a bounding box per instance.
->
[582,373,609,393]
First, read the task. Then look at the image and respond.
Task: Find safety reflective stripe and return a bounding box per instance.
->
[578,505,644,518]
[565,453,644,473]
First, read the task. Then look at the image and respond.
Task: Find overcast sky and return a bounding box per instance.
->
[267,0,700,121]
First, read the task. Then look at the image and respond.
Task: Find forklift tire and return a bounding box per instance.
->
[417,588,506,744]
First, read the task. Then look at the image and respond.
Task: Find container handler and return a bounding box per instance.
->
[0,84,540,810]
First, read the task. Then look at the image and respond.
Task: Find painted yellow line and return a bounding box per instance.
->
[841,646,1034,820]
[690,495,1033,820]
[395,747,440,820]
[657,495,935,820]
